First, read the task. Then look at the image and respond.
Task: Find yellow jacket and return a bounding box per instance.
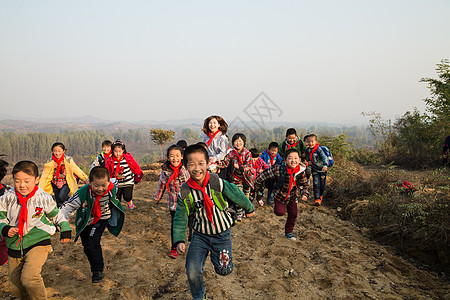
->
[39,156,88,197]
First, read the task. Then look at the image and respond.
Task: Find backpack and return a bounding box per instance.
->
[320,146,334,167]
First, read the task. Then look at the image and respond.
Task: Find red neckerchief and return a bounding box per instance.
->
[206,130,220,147]
[103,151,112,161]
[287,139,299,150]
[52,154,64,178]
[15,185,39,246]
[284,165,300,202]
[186,172,215,228]
[0,183,4,190]
[89,181,114,224]
[166,162,182,197]
[232,149,244,166]
[309,143,320,163]
[112,154,124,177]
[268,153,276,166]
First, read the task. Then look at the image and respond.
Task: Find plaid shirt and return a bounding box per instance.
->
[254,157,269,174]
[218,148,256,188]
[154,161,190,211]
[52,163,67,189]
[254,163,308,203]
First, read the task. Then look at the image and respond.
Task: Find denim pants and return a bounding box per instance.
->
[80,219,108,273]
[186,228,233,300]
[52,183,70,207]
[312,171,327,199]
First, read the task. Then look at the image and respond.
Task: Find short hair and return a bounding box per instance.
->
[249,148,259,158]
[232,133,246,147]
[112,140,127,153]
[176,140,188,149]
[196,142,208,150]
[51,142,66,151]
[102,140,113,147]
[202,115,228,135]
[0,155,9,181]
[306,134,318,141]
[285,128,297,137]
[284,148,300,160]
[183,144,209,166]
[167,144,183,158]
[268,142,279,150]
[12,161,39,178]
[303,134,310,142]
[89,166,110,182]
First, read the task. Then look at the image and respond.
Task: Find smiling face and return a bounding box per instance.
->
[268,147,278,157]
[168,149,183,167]
[113,147,124,159]
[285,152,300,169]
[14,171,39,197]
[90,176,110,196]
[52,146,65,159]
[208,118,219,134]
[305,136,318,149]
[186,151,209,185]
[286,134,297,145]
[102,145,111,156]
[233,137,244,152]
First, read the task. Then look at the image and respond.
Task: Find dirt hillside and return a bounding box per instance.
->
[0,167,449,299]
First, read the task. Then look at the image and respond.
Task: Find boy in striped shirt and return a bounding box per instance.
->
[173,144,255,300]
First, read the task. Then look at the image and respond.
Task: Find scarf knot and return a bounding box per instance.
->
[186,173,215,228]
[166,162,182,197]
[89,181,114,224]
[284,165,301,202]
[206,131,220,147]
[15,185,39,246]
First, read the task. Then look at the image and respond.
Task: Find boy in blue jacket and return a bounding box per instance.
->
[305,134,329,206]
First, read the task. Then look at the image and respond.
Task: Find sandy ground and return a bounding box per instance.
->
[0,168,449,299]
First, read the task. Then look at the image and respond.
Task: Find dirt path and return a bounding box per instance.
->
[0,178,449,299]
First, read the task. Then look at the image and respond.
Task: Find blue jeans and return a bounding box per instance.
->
[52,183,70,207]
[186,228,233,300]
[312,172,327,200]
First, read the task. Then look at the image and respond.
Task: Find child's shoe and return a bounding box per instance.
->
[314,198,322,206]
[258,199,264,206]
[127,201,134,210]
[169,248,178,259]
[285,233,296,241]
[92,271,103,283]
[236,208,243,221]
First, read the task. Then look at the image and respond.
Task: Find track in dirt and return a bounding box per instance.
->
[0,174,449,299]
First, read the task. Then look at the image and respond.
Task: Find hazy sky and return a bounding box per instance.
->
[1,0,449,125]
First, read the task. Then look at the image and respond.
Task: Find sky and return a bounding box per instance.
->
[1,0,449,126]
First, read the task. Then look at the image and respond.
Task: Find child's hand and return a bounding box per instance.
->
[209,158,216,164]
[176,243,185,255]
[233,163,239,169]
[7,227,18,237]
[60,238,70,244]
[301,195,308,201]
[322,166,328,172]
[246,212,255,218]
[258,169,263,174]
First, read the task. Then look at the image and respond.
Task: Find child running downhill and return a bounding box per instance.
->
[154,145,190,259]
[305,134,329,206]
[279,128,308,163]
[218,133,256,220]
[259,142,284,205]
[0,161,71,299]
[59,166,125,283]
[105,140,143,210]
[254,149,309,241]
[173,144,255,300]
[202,115,228,173]
[39,142,88,207]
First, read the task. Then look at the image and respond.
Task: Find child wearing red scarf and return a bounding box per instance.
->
[259,142,284,205]
[202,115,229,173]
[90,140,113,170]
[59,166,125,283]
[0,161,71,299]
[254,149,309,241]
[154,145,190,258]
[173,145,255,300]
[305,134,329,206]
[39,142,88,207]
[279,128,308,162]
[105,140,143,210]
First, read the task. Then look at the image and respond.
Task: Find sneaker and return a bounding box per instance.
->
[169,248,178,259]
[92,271,103,283]
[236,208,243,221]
[127,201,134,210]
[285,233,296,241]
[314,199,322,206]
[258,199,264,206]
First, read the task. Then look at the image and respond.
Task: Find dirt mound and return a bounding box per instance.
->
[0,180,449,299]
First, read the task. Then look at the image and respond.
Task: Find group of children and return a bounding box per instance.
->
[0,115,330,300]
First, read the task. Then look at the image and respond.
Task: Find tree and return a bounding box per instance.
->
[150,129,175,160]
[181,128,199,144]
[361,111,394,162]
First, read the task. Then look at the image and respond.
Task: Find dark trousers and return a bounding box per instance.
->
[274,199,298,234]
[80,219,108,273]
[265,179,275,202]
[51,183,70,207]
[117,186,133,203]
[312,171,327,199]
[170,210,176,249]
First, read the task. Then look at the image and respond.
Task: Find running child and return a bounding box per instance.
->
[90,140,113,170]
[254,149,309,241]
[40,142,89,207]
[218,133,255,220]
[249,148,269,206]
[59,166,125,283]
[202,115,228,173]
[0,161,71,299]
[279,128,308,161]
[173,144,255,300]
[105,140,143,210]
[305,134,329,206]
[259,142,283,205]
[154,145,190,259]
